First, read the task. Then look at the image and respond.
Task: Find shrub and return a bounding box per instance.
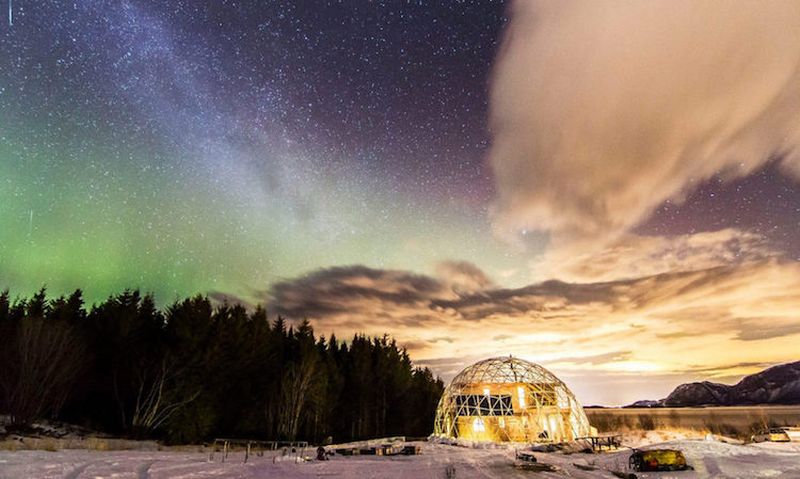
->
[637,414,656,430]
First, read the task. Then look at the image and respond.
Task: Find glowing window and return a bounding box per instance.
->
[498,418,505,428]
[472,417,485,432]
[517,386,526,408]
[454,395,513,416]
[548,415,560,438]
[483,388,490,396]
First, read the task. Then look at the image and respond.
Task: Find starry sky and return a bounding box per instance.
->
[1,1,522,296]
[2,0,800,405]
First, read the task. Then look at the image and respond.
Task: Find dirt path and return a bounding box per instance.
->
[137,460,154,479]
[64,461,92,479]
[703,456,723,476]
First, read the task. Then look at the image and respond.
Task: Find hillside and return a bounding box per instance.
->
[630,361,800,407]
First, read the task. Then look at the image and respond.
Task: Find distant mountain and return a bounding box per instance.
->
[663,381,731,407]
[625,399,663,408]
[626,361,800,407]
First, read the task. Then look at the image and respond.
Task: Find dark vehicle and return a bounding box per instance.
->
[751,428,791,443]
[629,449,692,472]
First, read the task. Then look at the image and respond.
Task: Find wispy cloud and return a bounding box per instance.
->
[531,229,775,282]
[262,247,800,404]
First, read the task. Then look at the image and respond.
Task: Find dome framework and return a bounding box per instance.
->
[433,357,592,443]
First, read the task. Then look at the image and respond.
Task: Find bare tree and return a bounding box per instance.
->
[278,354,318,440]
[0,318,85,429]
[128,358,199,437]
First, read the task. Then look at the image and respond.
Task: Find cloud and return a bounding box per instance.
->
[532,228,775,282]
[733,319,800,342]
[263,255,800,404]
[488,0,800,248]
[549,350,633,367]
[682,361,778,376]
[268,265,453,330]
[208,290,255,308]
[435,260,495,295]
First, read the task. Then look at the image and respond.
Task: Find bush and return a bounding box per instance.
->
[637,414,656,430]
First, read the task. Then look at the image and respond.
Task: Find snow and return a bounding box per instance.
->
[1,438,799,478]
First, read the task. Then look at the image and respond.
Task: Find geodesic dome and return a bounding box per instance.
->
[433,357,592,443]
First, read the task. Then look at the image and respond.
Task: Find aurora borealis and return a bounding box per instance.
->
[1,1,519,298]
[3,1,800,405]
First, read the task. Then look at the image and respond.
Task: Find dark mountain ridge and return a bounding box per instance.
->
[626,361,800,407]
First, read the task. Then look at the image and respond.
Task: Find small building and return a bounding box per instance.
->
[433,356,592,443]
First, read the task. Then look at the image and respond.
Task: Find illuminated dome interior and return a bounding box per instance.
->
[433,356,592,443]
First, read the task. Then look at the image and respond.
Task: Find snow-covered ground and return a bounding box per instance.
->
[1,439,799,478]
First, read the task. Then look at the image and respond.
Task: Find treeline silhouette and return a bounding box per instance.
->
[0,288,444,444]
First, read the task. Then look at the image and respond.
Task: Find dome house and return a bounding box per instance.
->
[433,356,592,443]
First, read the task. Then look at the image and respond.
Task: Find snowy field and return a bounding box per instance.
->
[1,439,799,479]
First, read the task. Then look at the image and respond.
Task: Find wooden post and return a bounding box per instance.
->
[245,442,251,463]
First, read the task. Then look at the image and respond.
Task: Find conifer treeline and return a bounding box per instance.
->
[0,288,444,444]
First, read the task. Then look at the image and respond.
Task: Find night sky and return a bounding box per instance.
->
[639,162,800,260]
[2,1,519,298]
[2,1,800,405]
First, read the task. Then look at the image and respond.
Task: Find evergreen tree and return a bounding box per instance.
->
[0,287,444,443]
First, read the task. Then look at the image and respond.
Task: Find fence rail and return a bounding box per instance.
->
[209,438,309,463]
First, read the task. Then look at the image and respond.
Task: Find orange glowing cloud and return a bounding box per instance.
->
[265,234,800,405]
